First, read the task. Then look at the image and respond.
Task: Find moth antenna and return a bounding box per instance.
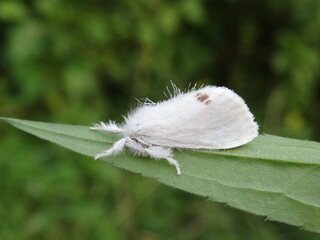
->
[170,80,181,97]
[130,98,145,110]
[169,80,176,96]
[167,80,183,97]
[122,114,130,123]
[190,83,198,92]
[163,90,169,99]
[187,82,192,92]
[165,85,173,98]
[135,97,143,106]
[185,82,197,93]
[90,121,122,133]
[141,97,155,106]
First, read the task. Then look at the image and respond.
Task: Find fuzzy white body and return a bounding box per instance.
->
[91,85,258,175]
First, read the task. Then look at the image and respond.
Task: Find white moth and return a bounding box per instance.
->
[90,84,258,175]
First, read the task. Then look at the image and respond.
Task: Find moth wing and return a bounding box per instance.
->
[129,86,258,149]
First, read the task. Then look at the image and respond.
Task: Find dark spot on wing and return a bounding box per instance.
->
[204,99,212,105]
[195,92,210,103]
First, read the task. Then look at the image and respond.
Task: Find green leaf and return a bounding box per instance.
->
[1,117,320,232]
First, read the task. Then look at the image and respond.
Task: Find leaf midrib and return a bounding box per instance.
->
[4,117,320,167]
[10,118,319,209]
[182,167,320,209]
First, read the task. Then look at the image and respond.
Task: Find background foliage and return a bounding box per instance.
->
[0,0,319,239]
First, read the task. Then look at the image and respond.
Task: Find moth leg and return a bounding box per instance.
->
[90,121,122,133]
[94,137,127,160]
[125,138,147,155]
[165,157,181,176]
[125,139,181,175]
[145,147,181,176]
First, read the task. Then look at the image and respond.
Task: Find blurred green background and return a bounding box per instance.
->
[0,0,319,239]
